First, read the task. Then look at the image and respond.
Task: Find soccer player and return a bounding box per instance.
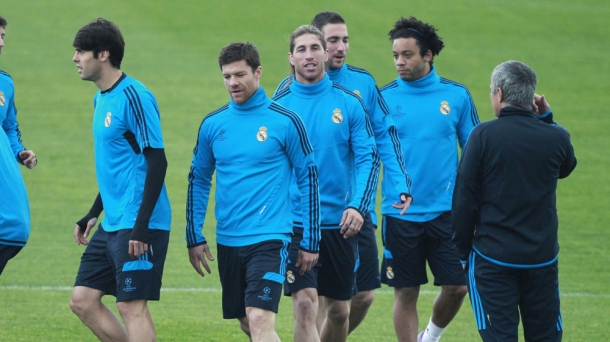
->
[69,18,172,342]
[0,14,37,276]
[308,11,412,335]
[273,25,379,342]
[452,60,577,342]
[186,42,320,342]
[379,16,480,342]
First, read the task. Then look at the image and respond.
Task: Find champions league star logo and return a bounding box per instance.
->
[263,287,271,295]
[258,286,273,302]
[123,277,136,292]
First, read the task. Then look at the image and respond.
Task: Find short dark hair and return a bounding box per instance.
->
[218,42,261,72]
[73,18,125,69]
[388,16,444,64]
[0,15,7,28]
[311,11,345,31]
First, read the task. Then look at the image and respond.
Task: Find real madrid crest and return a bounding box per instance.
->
[286,270,295,284]
[257,126,268,142]
[353,90,361,98]
[440,101,451,115]
[331,109,343,124]
[0,91,5,106]
[386,266,395,280]
[104,112,112,127]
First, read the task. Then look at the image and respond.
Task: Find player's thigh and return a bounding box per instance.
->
[380,216,427,287]
[519,261,563,342]
[74,225,116,296]
[425,212,466,286]
[317,229,357,301]
[218,243,247,319]
[243,240,289,314]
[355,214,381,292]
[469,252,520,342]
[110,229,170,302]
[284,228,319,296]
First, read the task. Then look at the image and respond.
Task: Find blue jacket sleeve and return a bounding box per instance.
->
[368,86,412,199]
[1,85,26,163]
[456,90,480,149]
[185,121,216,248]
[451,127,482,263]
[284,113,321,252]
[347,99,381,215]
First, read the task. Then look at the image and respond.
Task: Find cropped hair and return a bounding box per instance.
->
[491,60,537,109]
[388,16,444,64]
[73,18,125,69]
[0,15,7,28]
[218,42,261,72]
[311,11,345,31]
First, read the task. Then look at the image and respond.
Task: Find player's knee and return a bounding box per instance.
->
[443,285,468,300]
[116,300,148,322]
[326,301,350,324]
[238,316,251,336]
[294,296,317,322]
[395,287,419,305]
[69,291,94,317]
[353,290,375,309]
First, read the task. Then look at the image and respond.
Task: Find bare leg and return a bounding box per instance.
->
[315,295,325,334]
[348,289,375,334]
[319,297,350,342]
[292,288,320,342]
[393,286,420,342]
[247,307,280,342]
[70,286,128,342]
[238,316,252,341]
[430,285,467,328]
[116,299,155,342]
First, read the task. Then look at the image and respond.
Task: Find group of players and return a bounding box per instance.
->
[0,9,576,342]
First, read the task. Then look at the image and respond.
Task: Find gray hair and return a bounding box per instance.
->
[491,60,537,109]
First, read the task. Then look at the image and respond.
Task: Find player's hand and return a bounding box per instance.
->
[295,250,318,275]
[129,240,148,259]
[189,244,214,277]
[392,194,413,215]
[340,208,364,238]
[18,150,37,169]
[532,94,550,115]
[74,217,97,245]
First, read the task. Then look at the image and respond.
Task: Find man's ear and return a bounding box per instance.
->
[497,87,505,103]
[98,50,110,62]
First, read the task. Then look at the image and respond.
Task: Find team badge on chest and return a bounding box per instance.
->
[257,126,268,142]
[331,109,343,124]
[440,101,451,115]
[104,112,112,127]
[0,91,5,106]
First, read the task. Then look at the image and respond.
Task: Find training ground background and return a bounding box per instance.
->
[1,0,609,341]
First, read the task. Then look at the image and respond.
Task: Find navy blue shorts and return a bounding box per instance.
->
[355,213,381,292]
[218,240,289,319]
[74,225,170,302]
[0,245,23,276]
[467,251,563,342]
[381,212,466,287]
[284,228,357,301]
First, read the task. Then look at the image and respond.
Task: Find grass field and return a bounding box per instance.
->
[1,0,609,341]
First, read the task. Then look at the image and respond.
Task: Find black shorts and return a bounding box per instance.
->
[0,245,23,276]
[284,228,357,301]
[217,240,289,319]
[355,213,381,292]
[468,251,563,342]
[380,212,466,287]
[74,224,170,302]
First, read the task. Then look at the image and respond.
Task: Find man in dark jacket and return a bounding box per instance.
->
[452,60,577,342]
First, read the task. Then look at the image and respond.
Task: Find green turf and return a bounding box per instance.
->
[1,0,609,341]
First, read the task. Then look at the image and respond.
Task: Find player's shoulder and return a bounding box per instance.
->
[346,64,373,78]
[439,77,473,96]
[379,80,400,93]
[271,84,293,102]
[0,69,14,87]
[0,69,13,80]
[202,104,230,124]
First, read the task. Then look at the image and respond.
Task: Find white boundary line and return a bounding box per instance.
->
[1,285,608,298]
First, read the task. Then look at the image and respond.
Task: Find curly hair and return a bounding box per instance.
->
[388,16,445,63]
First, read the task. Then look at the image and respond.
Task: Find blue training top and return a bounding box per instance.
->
[92,74,172,232]
[0,70,30,246]
[274,74,380,229]
[186,87,320,251]
[380,66,480,222]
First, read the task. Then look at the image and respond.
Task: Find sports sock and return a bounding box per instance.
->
[422,318,445,342]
